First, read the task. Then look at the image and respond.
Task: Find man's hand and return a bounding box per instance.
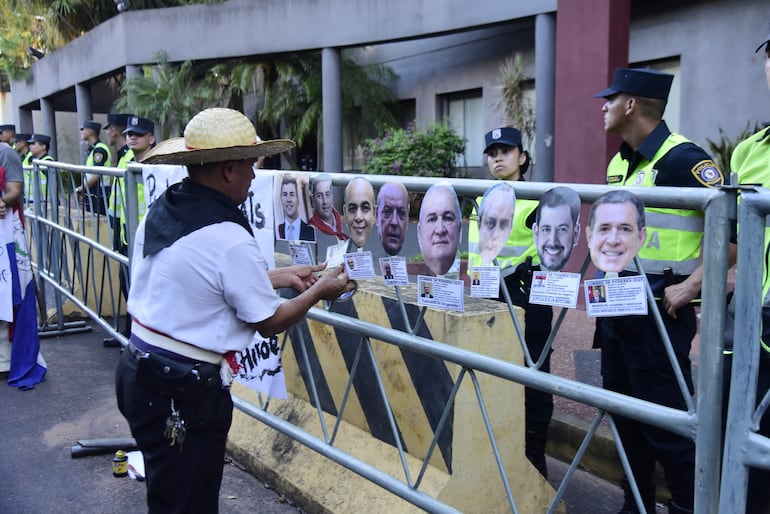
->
[287,262,327,292]
[313,265,356,301]
[662,278,699,319]
[0,198,6,219]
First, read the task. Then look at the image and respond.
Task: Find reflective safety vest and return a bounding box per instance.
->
[107,148,134,219]
[733,126,770,355]
[607,133,704,276]
[467,196,539,271]
[115,152,146,246]
[24,154,53,201]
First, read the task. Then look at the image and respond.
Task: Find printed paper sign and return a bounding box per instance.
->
[417,275,464,312]
[584,276,648,317]
[528,271,581,309]
[380,256,409,286]
[325,239,350,267]
[141,164,188,209]
[469,266,501,298]
[288,244,313,266]
[343,251,376,279]
[233,335,288,399]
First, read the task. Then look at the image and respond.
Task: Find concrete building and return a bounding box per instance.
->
[8,0,770,181]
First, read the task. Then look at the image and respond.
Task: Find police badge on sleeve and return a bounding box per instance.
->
[691,160,724,187]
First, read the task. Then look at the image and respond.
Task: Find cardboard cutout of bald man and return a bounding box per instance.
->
[377,182,410,256]
[417,183,462,276]
[343,177,376,248]
[476,182,516,265]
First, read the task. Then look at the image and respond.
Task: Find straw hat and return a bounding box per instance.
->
[141,108,295,165]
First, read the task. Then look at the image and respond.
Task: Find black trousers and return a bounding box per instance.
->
[115,348,233,514]
[596,303,696,508]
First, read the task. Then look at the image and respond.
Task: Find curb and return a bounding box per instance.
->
[548,410,670,501]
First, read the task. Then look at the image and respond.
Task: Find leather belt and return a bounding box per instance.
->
[131,319,223,365]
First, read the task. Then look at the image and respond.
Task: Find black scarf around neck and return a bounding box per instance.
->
[143,178,253,257]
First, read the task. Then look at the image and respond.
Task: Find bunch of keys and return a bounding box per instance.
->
[164,399,187,452]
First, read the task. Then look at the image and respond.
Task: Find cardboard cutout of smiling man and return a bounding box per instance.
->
[530,186,581,272]
[586,189,646,273]
[343,177,376,249]
[417,182,462,276]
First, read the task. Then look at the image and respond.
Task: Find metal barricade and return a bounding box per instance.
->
[25,162,769,513]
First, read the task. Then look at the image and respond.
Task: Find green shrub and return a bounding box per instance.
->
[361,122,465,178]
[706,123,763,174]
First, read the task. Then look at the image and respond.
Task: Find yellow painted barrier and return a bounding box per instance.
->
[228,277,563,513]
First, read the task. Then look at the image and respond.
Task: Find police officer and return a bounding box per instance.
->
[77,120,111,215]
[594,68,725,514]
[26,134,54,203]
[14,133,33,165]
[104,114,133,247]
[103,116,155,348]
[725,22,770,514]
[467,126,554,478]
[0,124,15,145]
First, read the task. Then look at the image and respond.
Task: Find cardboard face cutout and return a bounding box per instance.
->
[531,186,581,272]
[476,183,515,265]
[586,191,646,273]
[275,173,315,242]
[377,182,410,256]
[343,177,376,249]
[417,183,461,276]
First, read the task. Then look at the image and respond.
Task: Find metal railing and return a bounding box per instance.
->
[23,160,770,513]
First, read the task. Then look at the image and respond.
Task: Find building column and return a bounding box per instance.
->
[16,108,33,134]
[322,47,343,173]
[554,0,629,184]
[40,98,57,159]
[553,0,629,278]
[75,83,93,164]
[534,13,556,182]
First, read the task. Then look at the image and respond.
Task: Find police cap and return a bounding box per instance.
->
[483,127,522,153]
[0,124,16,133]
[756,21,770,53]
[13,133,32,143]
[594,68,673,101]
[123,116,155,135]
[28,134,51,146]
[81,120,102,133]
[106,113,133,129]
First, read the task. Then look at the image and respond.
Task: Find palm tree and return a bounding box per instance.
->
[116,52,399,169]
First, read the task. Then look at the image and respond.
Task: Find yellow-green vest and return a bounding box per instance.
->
[115,151,146,245]
[86,141,111,167]
[607,133,704,276]
[733,127,770,354]
[24,154,53,201]
[107,148,134,219]
[467,196,539,270]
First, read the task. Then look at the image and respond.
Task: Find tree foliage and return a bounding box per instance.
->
[112,52,218,139]
[0,0,223,85]
[706,122,763,174]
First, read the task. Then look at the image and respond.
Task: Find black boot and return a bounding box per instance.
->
[525,421,549,479]
[617,478,656,513]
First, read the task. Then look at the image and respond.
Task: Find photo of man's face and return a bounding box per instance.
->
[477,184,515,265]
[281,181,299,221]
[417,184,461,276]
[586,193,646,273]
[312,178,334,223]
[533,205,580,272]
[344,177,376,248]
[377,182,409,256]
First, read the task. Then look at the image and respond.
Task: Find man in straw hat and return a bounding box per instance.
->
[115,107,354,512]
